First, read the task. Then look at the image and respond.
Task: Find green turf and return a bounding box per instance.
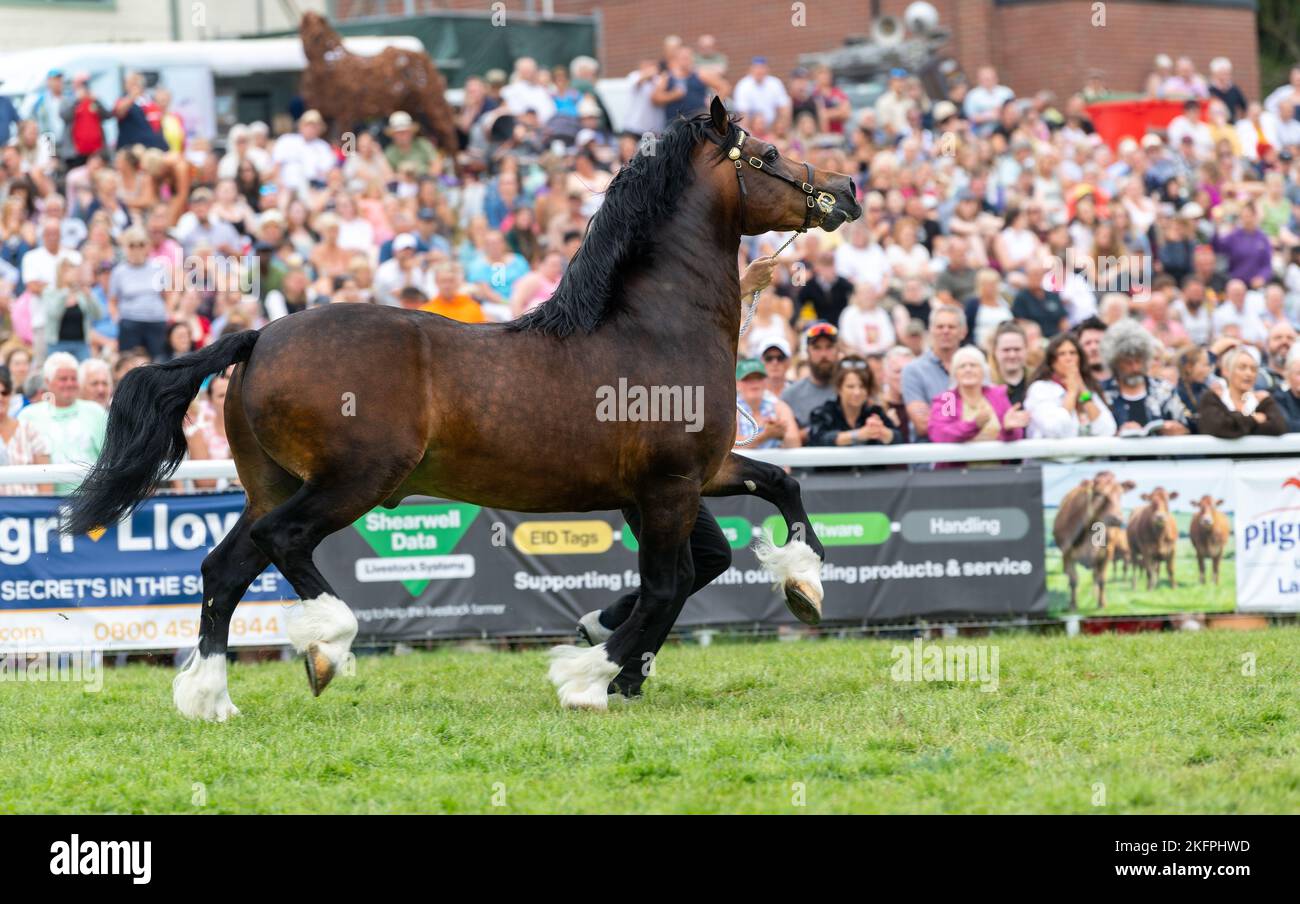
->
[3,630,1298,813]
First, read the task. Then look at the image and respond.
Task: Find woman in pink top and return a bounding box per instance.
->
[928,346,1029,468]
[510,250,565,317]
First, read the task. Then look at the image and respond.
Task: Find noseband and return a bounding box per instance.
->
[715,126,838,234]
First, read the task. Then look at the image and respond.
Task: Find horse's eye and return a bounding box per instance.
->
[764,148,779,163]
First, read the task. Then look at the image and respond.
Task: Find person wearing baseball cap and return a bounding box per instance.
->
[779,321,841,441]
[760,337,793,397]
[735,358,801,449]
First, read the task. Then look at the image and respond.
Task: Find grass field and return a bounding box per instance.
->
[3,629,1298,814]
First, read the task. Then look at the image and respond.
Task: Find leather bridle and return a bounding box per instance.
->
[712,125,839,234]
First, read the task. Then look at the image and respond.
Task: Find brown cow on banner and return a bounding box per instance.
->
[1189,495,1230,585]
[1127,487,1180,590]
[1053,471,1135,610]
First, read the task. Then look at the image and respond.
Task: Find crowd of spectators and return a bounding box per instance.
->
[4,37,1300,490]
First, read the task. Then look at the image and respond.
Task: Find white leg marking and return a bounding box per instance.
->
[286,593,358,672]
[173,650,239,722]
[548,643,622,710]
[753,535,825,606]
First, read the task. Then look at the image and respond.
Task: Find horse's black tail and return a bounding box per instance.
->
[60,330,261,536]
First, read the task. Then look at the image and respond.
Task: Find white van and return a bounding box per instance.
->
[0,34,424,147]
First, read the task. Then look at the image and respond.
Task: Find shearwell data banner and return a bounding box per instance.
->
[311,467,1048,640]
[2,467,1046,652]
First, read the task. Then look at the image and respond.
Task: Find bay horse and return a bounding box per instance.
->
[62,97,860,720]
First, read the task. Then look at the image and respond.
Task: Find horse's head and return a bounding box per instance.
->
[704,96,861,235]
[300,10,342,62]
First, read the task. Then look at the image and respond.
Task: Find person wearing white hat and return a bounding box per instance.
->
[372,233,427,307]
[271,108,335,195]
[384,110,439,174]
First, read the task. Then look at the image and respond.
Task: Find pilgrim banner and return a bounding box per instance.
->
[1233,459,1300,613]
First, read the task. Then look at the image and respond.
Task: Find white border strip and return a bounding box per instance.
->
[5,433,1300,486]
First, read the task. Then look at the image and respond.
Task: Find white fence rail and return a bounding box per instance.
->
[5,434,1300,487]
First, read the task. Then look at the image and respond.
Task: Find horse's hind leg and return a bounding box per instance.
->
[249,477,396,697]
[173,513,270,721]
[549,481,698,710]
[578,503,732,653]
[173,370,298,720]
[703,453,824,624]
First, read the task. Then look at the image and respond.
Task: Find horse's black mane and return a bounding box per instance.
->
[508,112,733,337]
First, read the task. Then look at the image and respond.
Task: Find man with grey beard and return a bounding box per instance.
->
[1098,319,1189,435]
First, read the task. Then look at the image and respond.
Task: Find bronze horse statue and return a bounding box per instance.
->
[299,11,459,156]
[63,98,860,720]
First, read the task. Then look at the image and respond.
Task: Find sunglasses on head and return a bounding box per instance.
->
[840,359,868,370]
[806,323,838,339]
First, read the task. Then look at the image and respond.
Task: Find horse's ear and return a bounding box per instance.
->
[710,96,729,137]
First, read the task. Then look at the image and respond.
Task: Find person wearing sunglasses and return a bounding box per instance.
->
[808,358,902,448]
[759,338,792,398]
[108,225,170,359]
[780,321,841,444]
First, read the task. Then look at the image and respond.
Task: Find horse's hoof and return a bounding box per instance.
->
[784,581,823,625]
[304,643,336,697]
[753,536,825,625]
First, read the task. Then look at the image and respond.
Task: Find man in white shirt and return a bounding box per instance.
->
[875,69,916,136]
[21,218,82,292]
[833,221,888,294]
[500,57,557,124]
[732,57,790,132]
[373,234,428,307]
[1212,279,1269,347]
[623,59,667,136]
[271,109,335,195]
[963,66,1014,137]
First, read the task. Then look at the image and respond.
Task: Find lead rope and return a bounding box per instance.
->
[734,231,801,447]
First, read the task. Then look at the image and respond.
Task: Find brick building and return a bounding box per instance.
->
[335,0,1260,103]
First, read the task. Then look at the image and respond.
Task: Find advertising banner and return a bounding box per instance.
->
[1,466,1047,652]
[1042,460,1235,616]
[0,494,290,652]
[1233,460,1300,613]
[313,466,1048,640]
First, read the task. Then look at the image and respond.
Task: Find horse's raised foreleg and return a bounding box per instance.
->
[702,452,824,624]
[549,481,699,710]
[173,512,269,721]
